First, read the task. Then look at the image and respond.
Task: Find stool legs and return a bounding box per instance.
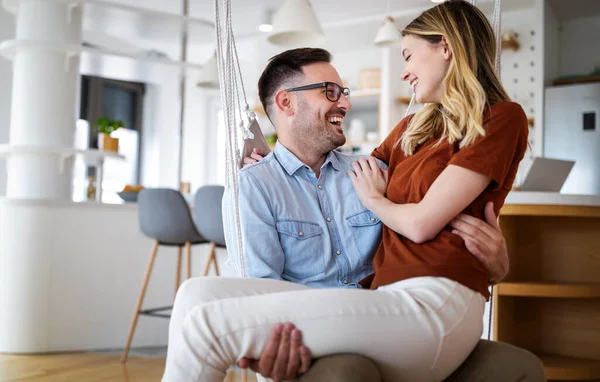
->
[210,242,220,276]
[185,241,192,280]
[121,240,159,363]
[175,246,182,297]
[202,242,220,276]
[212,244,220,276]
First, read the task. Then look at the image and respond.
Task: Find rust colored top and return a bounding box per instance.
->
[360,102,529,299]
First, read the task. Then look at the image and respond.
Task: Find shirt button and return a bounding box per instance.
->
[326,217,331,222]
[318,185,323,189]
[343,279,348,284]
[298,231,304,236]
[371,218,376,221]
[336,250,341,255]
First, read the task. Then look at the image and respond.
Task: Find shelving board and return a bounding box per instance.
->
[0,39,204,71]
[539,353,600,381]
[500,204,600,218]
[3,0,214,28]
[396,96,413,105]
[498,282,600,298]
[553,75,600,86]
[351,88,380,98]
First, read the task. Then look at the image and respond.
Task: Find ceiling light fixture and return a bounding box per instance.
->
[258,9,273,33]
[268,0,325,46]
[373,0,400,47]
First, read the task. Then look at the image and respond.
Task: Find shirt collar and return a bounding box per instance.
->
[273,141,341,176]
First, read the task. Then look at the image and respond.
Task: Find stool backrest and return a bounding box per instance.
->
[138,188,204,245]
[193,185,226,247]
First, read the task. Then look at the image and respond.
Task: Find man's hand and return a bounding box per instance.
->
[449,201,509,284]
[238,323,312,382]
[243,148,265,167]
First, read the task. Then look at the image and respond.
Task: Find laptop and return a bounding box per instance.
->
[520,157,575,192]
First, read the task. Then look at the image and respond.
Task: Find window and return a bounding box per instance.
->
[77,76,145,202]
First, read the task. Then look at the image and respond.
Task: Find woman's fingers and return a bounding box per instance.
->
[358,157,370,171]
[243,157,257,166]
[250,151,264,162]
[351,161,363,175]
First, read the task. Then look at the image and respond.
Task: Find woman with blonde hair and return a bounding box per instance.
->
[162,1,528,381]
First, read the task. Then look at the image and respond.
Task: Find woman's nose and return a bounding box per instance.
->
[401,70,410,82]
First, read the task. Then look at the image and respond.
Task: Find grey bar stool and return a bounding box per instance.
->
[193,185,226,276]
[121,188,207,363]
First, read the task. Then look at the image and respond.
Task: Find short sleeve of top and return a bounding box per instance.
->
[449,102,529,188]
[371,115,413,165]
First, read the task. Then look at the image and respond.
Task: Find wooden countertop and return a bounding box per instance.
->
[501,192,600,217]
[505,191,600,206]
[501,204,600,217]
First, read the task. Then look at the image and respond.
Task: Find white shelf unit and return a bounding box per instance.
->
[0,145,124,169]
[0,145,125,202]
[0,39,205,71]
[2,0,214,28]
[1,0,214,70]
[351,88,381,98]
[342,88,381,155]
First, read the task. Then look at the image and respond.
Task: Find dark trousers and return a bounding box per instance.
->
[294,340,546,382]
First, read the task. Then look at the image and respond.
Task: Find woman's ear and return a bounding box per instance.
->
[441,36,453,60]
[274,90,295,117]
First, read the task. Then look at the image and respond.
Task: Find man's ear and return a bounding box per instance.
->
[274,90,295,117]
[441,36,452,60]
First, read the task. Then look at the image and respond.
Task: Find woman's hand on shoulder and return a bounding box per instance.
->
[243,148,265,167]
[348,157,387,209]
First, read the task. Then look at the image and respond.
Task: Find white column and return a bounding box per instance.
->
[5,0,82,199]
[0,0,82,353]
[379,45,408,140]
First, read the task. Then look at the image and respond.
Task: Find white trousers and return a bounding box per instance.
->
[162,276,485,382]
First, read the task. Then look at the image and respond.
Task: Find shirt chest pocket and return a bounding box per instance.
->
[345,210,382,266]
[276,220,326,279]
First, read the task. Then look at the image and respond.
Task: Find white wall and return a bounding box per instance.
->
[558,15,600,77]
[0,8,15,196]
[543,1,560,85]
[180,38,268,192]
[331,46,383,90]
[0,200,231,351]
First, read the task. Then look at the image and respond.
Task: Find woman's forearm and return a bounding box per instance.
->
[364,197,431,243]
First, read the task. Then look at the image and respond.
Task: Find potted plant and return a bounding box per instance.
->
[95,117,124,152]
[265,133,277,150]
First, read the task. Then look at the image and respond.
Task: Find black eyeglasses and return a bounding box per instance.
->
[285,82,351,102]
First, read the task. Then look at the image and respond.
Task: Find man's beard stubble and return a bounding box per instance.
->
[292,96,346,155]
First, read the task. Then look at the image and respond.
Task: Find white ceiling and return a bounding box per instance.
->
[81,0,536,54]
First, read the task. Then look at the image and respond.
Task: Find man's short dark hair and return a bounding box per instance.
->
[257,48,332,119]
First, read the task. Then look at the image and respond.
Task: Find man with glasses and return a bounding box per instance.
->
[224,48,544,382]
[286,81,351,103]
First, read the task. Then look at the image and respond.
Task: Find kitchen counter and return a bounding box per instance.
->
[505,191,600,206]
[0,197,228,353]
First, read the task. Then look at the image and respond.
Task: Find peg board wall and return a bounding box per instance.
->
[499,8,540,164]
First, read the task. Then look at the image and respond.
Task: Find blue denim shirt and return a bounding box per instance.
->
[224,142,384,288]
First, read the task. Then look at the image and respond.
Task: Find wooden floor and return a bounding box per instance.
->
[0,353,258,382]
